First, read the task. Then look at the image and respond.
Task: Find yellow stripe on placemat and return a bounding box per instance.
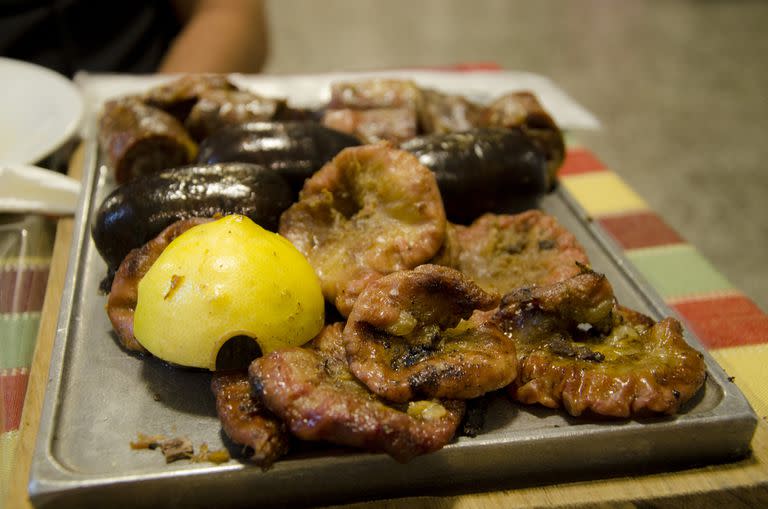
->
[560,172,648,217]
[711,344,768,418]
[0,430,20,500]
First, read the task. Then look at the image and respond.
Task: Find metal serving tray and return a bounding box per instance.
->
[30,73,757,508]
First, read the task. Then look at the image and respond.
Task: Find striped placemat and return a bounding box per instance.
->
[559,144,768,418]
[0,216,54,496]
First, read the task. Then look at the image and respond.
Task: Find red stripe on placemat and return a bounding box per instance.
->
[672,295,768,349]
[0,266,50,313]
[598,212,685,250]
[559,148,608,176]
[1,369,29,432]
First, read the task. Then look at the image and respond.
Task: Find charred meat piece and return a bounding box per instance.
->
[322,78,423,144]
[107,218,211,353]
[308,321,348,363]
[143,73,236,122]
[432,211,590,295]
[211,371,290,468]
[321,108,418,144]
[185,89,285,140]
[272,105,321,122]
[92,163,293,272]
[196,121,360,195]
[418,88,482,134]
[479,91,565,188]
[493,270,707,418]
[249,323,465,463]
[401,128,549,223]
[98,98,198,184]
[279,143,446,317]
[327,78,423,110]
[344,265,516,403]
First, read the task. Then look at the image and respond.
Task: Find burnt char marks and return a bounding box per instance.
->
[249,327,465,463]
[407,363,466,400]
[344,265,517,402]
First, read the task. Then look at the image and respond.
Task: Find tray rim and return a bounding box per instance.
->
[29,73,758,507]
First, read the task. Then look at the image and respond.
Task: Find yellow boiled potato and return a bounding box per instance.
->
[133,214,324,370]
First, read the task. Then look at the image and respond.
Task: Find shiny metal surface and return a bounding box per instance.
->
[30,75,757,508]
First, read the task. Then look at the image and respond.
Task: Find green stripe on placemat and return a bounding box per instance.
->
[0,256,51,268]
[625,244,733,301]
[0,312,41,369]
[563,132,583,148]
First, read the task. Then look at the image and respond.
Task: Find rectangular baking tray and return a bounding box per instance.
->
[30,72,757,508]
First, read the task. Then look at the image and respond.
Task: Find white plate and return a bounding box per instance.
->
[0,57,84,164]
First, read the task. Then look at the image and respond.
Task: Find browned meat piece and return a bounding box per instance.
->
[307,321,348,362]
[185,89,285,140]
[195,121,359,195]
[249,323,465,463]
[279,143,446,317]
[143,73,236,121]
[321,108,418,144]
[400,128,549,224]
[323,78,423,144]
[418,88,482,134]
[211,371,290,468]
[98,98,198,184]
[92,163,293,272]
[479,91,565,187]
[432,211,590,296]
[328,78,423,110]
[344,264,516,402]
[156,437,194,463]
[107,218,211,353]
[493,270,707,418]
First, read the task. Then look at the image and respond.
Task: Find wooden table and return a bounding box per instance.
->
[6,145,768,509]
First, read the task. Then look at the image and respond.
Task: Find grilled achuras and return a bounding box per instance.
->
[92,163,292,271]
[401,128,549,224]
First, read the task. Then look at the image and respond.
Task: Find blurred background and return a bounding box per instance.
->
[262,0,768,311]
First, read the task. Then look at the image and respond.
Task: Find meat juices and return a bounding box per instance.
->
[432,211,591,296]
[211,371,290,468]
[344,265,517,402]
[249,323,465,463]
[107,218,211,353]
[279,143,446,316]
[493,270,707,418]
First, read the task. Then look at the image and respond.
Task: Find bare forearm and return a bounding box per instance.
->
[159,0,268,74]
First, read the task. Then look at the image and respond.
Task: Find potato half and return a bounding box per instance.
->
[133,214,324,370]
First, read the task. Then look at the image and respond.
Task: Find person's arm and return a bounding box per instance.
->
[159,0,268,74]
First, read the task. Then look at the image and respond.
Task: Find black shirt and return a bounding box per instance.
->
[0,0,181,77]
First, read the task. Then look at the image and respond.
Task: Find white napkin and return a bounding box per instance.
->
[0,164,80,216]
